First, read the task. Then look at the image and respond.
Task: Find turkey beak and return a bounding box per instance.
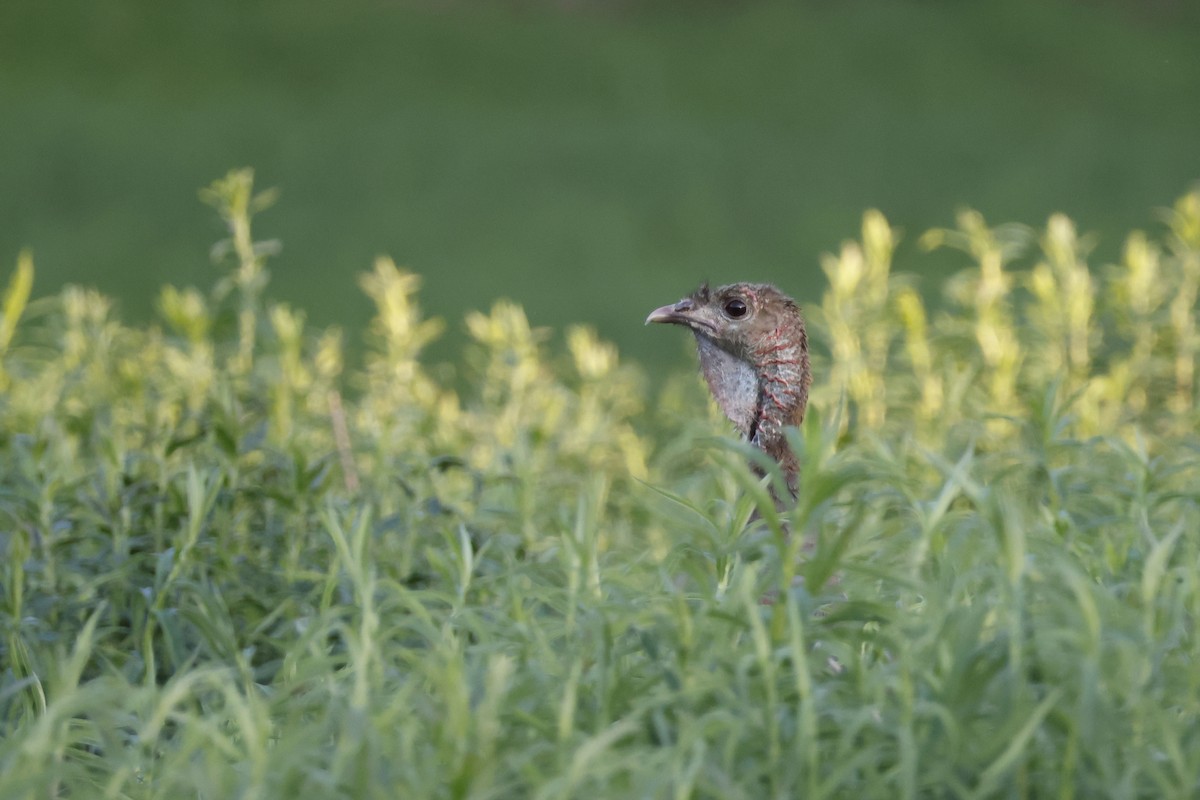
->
[645,298,696,326]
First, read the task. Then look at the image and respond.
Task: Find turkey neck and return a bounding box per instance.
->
[692,321,810,497]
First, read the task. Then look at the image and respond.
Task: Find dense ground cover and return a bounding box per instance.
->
[3,0,1200,368]
[2,172,1199,797]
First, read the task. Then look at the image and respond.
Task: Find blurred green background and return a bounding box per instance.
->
[2,0,1199,368]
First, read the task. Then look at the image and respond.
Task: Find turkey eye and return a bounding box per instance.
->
[724,299,748,318]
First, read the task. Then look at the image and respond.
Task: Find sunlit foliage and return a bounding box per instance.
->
[2,172,1200,798]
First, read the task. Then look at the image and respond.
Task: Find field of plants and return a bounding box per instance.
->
[2,171,1200,797]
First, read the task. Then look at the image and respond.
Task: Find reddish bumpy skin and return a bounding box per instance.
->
[646,282,811,499]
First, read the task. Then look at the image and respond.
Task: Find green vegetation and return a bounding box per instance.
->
[2,170,1200,797]
[3,0,1200,368]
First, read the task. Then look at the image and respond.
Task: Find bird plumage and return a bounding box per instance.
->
[646,282,811,499]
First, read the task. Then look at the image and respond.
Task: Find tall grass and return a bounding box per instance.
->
[2,170,1199,798]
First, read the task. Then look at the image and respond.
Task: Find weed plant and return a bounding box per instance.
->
[2,170,1200,797]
